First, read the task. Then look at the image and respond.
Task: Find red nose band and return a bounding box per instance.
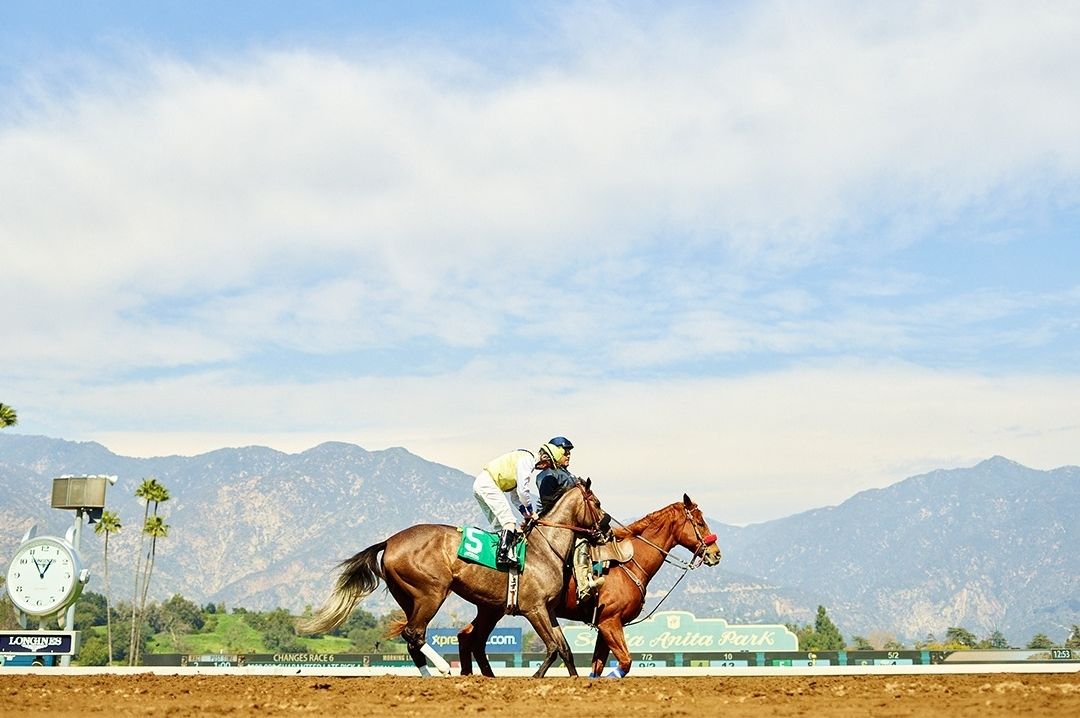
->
[703,534,717,545]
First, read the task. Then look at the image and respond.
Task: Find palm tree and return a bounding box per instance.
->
[93,510,122,665]
[0,403,16,428]
[130,480,170,665]
[139,483,171,608]
[132,515,170,665]
[129,477,168,664]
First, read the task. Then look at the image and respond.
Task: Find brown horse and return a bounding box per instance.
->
[297,481,606,677]
[457,494,721,677]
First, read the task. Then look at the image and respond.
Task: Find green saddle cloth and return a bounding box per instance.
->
[457,526,526,572]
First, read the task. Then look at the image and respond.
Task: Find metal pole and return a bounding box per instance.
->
[59,509,84,667]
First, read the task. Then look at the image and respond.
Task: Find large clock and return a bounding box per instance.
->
[5,534,86,618]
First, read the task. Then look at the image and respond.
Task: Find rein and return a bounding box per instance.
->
[528,484,603,556]
[607,506,716,627]
[609,507,713,571]
[533,483,604,535]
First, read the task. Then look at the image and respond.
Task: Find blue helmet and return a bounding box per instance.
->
[548,436,574,451]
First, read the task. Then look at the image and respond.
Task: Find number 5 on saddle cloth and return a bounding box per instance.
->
[457,526,526,572]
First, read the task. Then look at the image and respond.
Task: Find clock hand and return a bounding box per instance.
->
[32,557,46,579]
[40,559,55,578]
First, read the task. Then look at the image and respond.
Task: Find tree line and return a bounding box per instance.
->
[4,590,443,664]
[788,605,1080,652]
[0,590,407,665]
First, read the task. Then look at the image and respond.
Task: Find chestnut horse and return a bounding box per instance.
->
[297,481,606,677]
[457,494,721,677]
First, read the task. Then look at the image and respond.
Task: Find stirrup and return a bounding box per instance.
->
[497,554,517,570]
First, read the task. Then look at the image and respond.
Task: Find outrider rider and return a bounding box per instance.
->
[536,437,606,601]
[536,436,577,515]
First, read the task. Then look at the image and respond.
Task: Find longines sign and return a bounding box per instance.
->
[0,631,79,655]
[563,611,799,654]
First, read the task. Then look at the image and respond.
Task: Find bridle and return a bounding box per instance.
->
[618,504,717,570]
[612,503,719,626]
[683,505,719,568]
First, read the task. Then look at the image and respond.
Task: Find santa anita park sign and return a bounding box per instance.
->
[562,611,798,654]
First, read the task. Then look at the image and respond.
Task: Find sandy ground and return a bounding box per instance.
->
[1,673,1078,717]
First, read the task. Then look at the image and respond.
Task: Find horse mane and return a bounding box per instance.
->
[613,502,681,540]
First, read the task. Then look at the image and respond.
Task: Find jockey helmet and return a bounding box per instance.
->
[539,443,566,465]
[548,436,574,451]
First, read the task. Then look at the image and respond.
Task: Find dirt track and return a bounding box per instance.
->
[2,674,1078,717]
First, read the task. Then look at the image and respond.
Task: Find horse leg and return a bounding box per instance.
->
[597,618,632,678]
[457,621,476,676]
[458,606,501,678]
[525,606,578,678]
[386,577,452,677]
[589,632,612,678]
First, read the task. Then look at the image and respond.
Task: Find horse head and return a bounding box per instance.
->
[679,494,721,566]
[580,478,612,540]
[546,477,609,538]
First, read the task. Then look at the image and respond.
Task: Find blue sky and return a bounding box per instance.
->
[2,1,1078,524]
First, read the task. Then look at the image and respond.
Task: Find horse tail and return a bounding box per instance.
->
[385,618,406,639]
[296,541,387,635]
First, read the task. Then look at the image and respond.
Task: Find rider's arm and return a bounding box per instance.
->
[514,453,536,517]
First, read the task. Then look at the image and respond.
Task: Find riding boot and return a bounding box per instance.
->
[573,539,594,601]
[496,529,518,570]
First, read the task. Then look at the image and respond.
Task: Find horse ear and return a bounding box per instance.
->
[585,477,592,490]
[683,493,692,506]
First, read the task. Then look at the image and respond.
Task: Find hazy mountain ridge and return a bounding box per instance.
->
[677,457,1079,643]
[0,435,478,612]
[2,435,1077,644]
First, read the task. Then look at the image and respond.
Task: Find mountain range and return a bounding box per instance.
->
[1,433,1076,645]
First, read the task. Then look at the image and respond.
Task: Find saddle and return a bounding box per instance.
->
[591,537,634,564]
[456,526,526,573]
[570,537,634,605]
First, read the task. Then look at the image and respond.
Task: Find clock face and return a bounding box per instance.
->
[5,537,82,617]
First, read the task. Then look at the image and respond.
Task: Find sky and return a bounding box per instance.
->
[2,1,1078,525]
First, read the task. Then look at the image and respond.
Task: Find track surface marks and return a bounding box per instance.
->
[2,674,1078,717]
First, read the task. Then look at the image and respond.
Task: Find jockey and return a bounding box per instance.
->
[474,445,561,569]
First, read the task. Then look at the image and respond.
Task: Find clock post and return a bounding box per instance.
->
[1,475,117,668]
[51,475,118,666]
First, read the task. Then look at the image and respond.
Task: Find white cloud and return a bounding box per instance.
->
[4,3,1078,297]
[3,3,1079,524]
[11,362,1077,524]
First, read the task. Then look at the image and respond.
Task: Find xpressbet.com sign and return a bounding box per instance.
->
[562,611,798,654]
[426,627,523,655]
